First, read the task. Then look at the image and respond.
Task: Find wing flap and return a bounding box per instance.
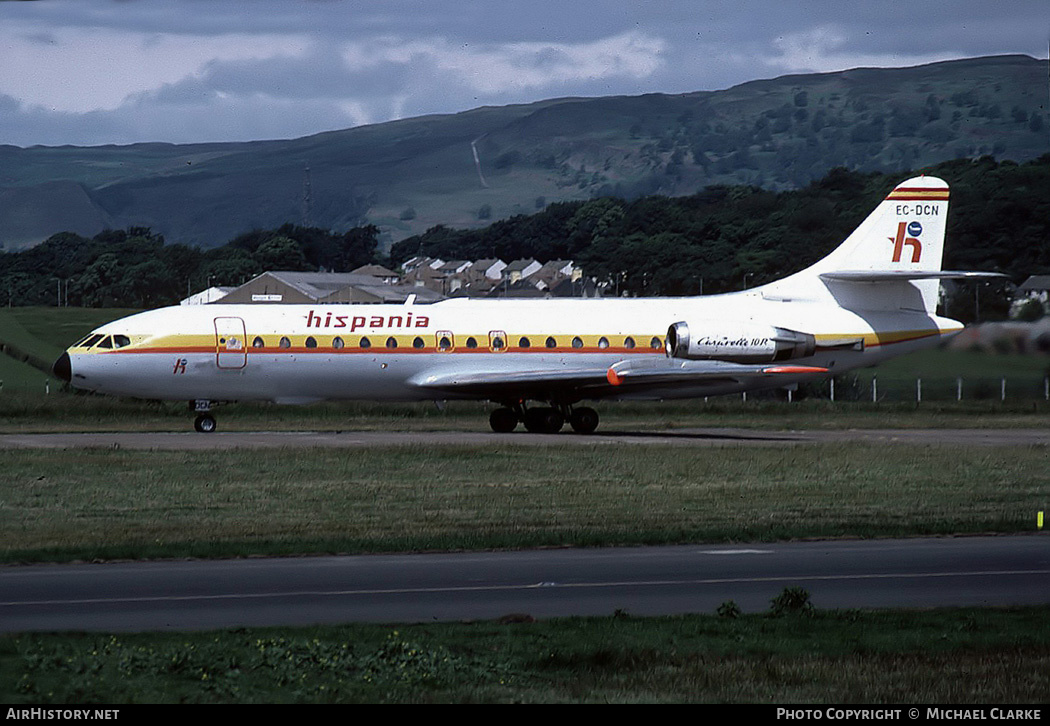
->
[606,359,828,388]
[409,366,610,396]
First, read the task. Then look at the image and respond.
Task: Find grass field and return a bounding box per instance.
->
[3,442,1046,563]
[4,607,1048,703]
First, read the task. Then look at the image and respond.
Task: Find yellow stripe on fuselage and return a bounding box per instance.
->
[72,327,951,356]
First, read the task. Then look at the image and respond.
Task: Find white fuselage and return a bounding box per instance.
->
[65,291,960,405]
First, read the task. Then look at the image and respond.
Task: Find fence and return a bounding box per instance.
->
[790,372,1050,404]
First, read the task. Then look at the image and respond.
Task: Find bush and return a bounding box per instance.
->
[769,587,814,617]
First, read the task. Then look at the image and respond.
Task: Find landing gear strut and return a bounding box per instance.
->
[488,402,599,434]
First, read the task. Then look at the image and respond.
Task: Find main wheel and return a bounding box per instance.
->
[569,406,599,434]
[194,413,217,433]
[523,407,564,434]
[489,407,519,433]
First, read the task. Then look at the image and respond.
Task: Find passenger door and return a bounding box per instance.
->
[214,317,247,369]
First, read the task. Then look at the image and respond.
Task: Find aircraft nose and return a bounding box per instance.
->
[52,352,71,383]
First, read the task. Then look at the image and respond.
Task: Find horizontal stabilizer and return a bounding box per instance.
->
[820,270,1006,282]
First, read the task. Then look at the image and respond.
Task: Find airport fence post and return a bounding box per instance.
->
[872,376,877,403]
[916,377,922,404]
[829,377,835,402]
[957,376,963,402]
[1001,377,1007,402]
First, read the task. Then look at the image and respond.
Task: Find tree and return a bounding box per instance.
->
[254,235,310,271]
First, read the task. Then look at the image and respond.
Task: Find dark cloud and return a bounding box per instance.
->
[1,0,1046,147]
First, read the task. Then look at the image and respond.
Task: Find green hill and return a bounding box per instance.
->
[1,55,1046,250]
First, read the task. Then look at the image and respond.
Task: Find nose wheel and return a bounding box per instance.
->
[194,413,217,433]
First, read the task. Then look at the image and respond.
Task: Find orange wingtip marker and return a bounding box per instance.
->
[606,367,623,386]
[762,365,828,374]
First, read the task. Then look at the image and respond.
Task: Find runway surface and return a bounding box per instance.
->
[1,427,1049,449]
[2,535,1047,632]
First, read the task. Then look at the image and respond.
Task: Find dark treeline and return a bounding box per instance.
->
[392,155,1050,318]
[3,156,1047,317]
[0,224,380,308]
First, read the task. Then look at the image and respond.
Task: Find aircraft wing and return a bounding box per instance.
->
[409,365,610,397]
[409,359,827,398]
[604,358,828,388]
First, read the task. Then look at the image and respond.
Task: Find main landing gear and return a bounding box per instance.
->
[489,402,600,434]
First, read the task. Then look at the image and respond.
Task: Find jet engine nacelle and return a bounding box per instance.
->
[665,321,816,363]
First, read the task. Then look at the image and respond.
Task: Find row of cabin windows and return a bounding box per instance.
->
[74,333,131,350]
[248,335,663,351]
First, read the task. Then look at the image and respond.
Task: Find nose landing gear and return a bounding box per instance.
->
[191,400,217,433]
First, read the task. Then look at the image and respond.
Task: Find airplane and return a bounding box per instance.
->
[52,175,999,434]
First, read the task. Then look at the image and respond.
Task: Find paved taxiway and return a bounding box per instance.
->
[2,536,1047,632]
[1,427,1049,449]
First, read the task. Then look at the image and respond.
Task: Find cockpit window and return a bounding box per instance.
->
[80,334,104,349]
[112,335,131,349]
[96,336,113,349]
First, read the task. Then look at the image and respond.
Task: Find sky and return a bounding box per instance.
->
[1,0,1048,148]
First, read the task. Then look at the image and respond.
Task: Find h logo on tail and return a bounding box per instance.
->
[889,221,922,263]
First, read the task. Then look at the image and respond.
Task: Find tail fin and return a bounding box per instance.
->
[761,176,950,312]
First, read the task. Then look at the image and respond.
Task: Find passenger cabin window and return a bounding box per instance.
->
[279,336,291,349]
[360,337,371,349]
[305,336,318,349]
[332,337,344,349]
[413,336,425,349]
[489,332,506,351]
[385,337,398,349]
[624,337,636,350]
[466,337,478,349]
[598,337,609,349]
[437,334,453,351]
[571,336,583,349]
[519,336,531,348]
[650,336,662,349]
[545,336,557,349]
[252,336,265,348]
